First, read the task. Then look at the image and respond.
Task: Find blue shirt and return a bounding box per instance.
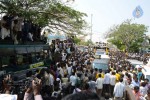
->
[131,80,140,87]
[137,72,143,81]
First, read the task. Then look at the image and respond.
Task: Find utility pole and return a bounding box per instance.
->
[90,14,93,42]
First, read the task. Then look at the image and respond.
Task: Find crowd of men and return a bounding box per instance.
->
[1,39,150,100]
[0,15,42,44]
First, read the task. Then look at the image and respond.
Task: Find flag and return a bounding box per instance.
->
[133,5,144,18]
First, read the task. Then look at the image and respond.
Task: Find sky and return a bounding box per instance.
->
[71,0,150,42]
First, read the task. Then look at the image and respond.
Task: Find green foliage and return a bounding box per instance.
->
[78,39,93,46]
[0,0,87,34]
[73,37,81,44]
[107,20,148,52]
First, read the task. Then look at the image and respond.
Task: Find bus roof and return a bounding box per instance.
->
[93,58,109,64]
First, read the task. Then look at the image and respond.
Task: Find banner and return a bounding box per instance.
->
[29,62,44,69]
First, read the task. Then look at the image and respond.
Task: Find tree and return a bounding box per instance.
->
[0,0,87,34]
[106,20,148,52]
[73,36,81,44]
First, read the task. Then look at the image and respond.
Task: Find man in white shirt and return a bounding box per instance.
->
[113,78,125,100]
[70,72,77,93]
[110,71,116,97]
[0,94,17,100]
[96,74,104,98]
[58,66,64,77]
[62,52,67,61]
[103,70,111,95]
[67,64,72,76]
[49,73,54,89]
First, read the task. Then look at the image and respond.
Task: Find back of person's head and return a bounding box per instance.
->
[98,73,101,78]
[84,83,90,90]
[64,74,68,78]
[88,76,92,81]
[99,69,102,73]
[90,69,93,74]
[86,70,88,73]
[62,91,99,100]
[127,73,131,78]
[95,68,98,71]
[72,72,75,76]
[107,70,110,73]
[141,82,146,87]
[112,71,115,75]
[134,86,139,92]
[40,68,46,76]
[119,78,123,82]
[78,73,82,78]
[125,72,128,76]
[116,70,119,73]
[144,78,149,83]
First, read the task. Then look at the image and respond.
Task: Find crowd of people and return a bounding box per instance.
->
[0,39,150,100]
[0,15,42,44]
[108,51,150,100]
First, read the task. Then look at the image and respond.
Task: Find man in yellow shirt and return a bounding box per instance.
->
[115,70,120,82]
[96,69,104,79]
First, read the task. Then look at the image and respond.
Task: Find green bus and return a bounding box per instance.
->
[0,44,51,73]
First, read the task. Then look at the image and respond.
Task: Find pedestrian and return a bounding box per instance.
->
[96,74,104,98]
[133,86,144,100]
[131,76,140,87]
[140,82,147,97]
[88,76,96,93]
[110,71,116,97]
[69,72,77,93]
[144,89,150,100]
[113,78,125,100]
[103,70,111,94]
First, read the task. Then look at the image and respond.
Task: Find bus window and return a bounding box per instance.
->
[1,56,10,67]
[31,53,36,63]
[16,55,23,65]
[28,54,33,64]
[23,54,29,64]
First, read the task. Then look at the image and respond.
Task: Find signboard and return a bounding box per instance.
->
[29,62,44,69]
